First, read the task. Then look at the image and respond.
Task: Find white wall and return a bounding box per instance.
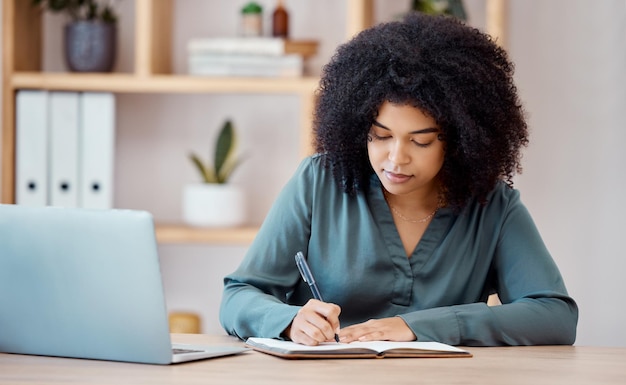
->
[2,0,625,346]
[509,1,626,347]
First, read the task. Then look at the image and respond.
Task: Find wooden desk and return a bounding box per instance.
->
[1,334,625,385]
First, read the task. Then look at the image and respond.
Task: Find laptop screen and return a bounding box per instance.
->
[0,204,174,364]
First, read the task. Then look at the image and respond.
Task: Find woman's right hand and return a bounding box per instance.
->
[286,299,341,345]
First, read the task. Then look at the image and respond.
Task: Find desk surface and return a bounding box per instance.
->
[1,334,625,385]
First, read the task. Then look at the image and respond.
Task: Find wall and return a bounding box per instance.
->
[508,1,626,346]
[1,0,625,346]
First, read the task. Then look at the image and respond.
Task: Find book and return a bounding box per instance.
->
[188,53,303,78]
[187,37,318,58]
[245,337,472,359]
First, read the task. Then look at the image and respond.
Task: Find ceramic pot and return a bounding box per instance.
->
[182,184,246,227]
[64,21,116,72]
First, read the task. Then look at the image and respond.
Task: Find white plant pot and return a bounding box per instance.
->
[182,184,246,227]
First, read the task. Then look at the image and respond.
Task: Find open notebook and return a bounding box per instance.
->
[246,337,472,359]
[0,204,248,364]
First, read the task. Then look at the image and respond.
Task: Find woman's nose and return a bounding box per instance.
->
[388,140,410,165]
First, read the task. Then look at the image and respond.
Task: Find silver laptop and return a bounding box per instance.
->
[0,204,248,364]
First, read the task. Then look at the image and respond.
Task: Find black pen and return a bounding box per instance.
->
[294,251,340,343]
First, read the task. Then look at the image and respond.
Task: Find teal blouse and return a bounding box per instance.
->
[219,155,578,346]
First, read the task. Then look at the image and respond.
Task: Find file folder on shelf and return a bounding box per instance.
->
[15,90,49,207]
[79,92,115,209]
[49,92,80,207]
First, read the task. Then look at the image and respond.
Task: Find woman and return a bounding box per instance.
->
[219,13,578,346]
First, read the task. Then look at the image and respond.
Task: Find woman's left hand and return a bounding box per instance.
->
[338,316,416,343]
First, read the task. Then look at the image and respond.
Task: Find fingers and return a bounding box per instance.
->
[338,317,416,343]
[288,299,341,345]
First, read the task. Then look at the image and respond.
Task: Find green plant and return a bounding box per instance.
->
[411,0,467,20]
[189,120,246,184]
[32,0,118,23]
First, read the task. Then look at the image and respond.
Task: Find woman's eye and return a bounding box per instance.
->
[369,128,435,147]
[412,140,432,148]
[370,131,391,140]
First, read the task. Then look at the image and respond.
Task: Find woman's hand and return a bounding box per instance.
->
[338,316,416,343]
[286,299,341,345]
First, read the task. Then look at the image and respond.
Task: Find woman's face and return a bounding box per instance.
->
[367,101,445,196]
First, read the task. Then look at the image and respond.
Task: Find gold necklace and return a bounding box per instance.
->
[383,190,440,224]
[389,204,437,223]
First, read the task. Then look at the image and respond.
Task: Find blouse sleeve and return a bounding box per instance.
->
[399,188,579,346]
[219,157,317,340]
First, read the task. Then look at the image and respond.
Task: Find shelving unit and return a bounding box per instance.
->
[1,0,345,244]
[1,0,504,245]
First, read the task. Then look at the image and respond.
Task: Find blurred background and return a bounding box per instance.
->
[1,0,624,346]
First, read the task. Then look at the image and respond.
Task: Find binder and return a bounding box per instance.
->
[15,90,49,207]
[49,92,80,207]
[79,92,115,209]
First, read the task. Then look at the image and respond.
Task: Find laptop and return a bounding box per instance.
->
[0,204,248,364]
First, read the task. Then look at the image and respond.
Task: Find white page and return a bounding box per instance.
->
[246,337,468,353]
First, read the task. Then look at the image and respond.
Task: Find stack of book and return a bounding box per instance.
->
[187,37,318,78]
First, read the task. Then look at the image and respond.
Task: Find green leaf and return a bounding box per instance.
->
[214,120,235,179]
[217,154,247,184]
[189,153,216,183]
[101,6,117,23]
[48,0,71,12]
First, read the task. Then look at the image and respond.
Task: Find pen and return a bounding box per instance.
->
[294,251,340,343]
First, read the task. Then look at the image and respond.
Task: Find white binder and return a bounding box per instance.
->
[15,90,49,207]
[49,92,80,207]
[79,92,115,209]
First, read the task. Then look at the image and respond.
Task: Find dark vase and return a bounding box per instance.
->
[64,21,117,72]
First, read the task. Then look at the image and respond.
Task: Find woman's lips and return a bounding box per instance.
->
[383,170,412,184]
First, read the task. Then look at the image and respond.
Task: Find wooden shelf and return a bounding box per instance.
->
[155,223,259,244]
[10,72,320,94]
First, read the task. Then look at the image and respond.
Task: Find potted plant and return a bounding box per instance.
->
[32,0,118,72]
[183,120,248,227]
[410,0,467,20]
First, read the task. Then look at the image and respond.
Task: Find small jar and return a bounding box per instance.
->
[241,2,263,37]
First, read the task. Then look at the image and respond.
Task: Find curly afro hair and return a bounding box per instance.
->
[313,13,528,210]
